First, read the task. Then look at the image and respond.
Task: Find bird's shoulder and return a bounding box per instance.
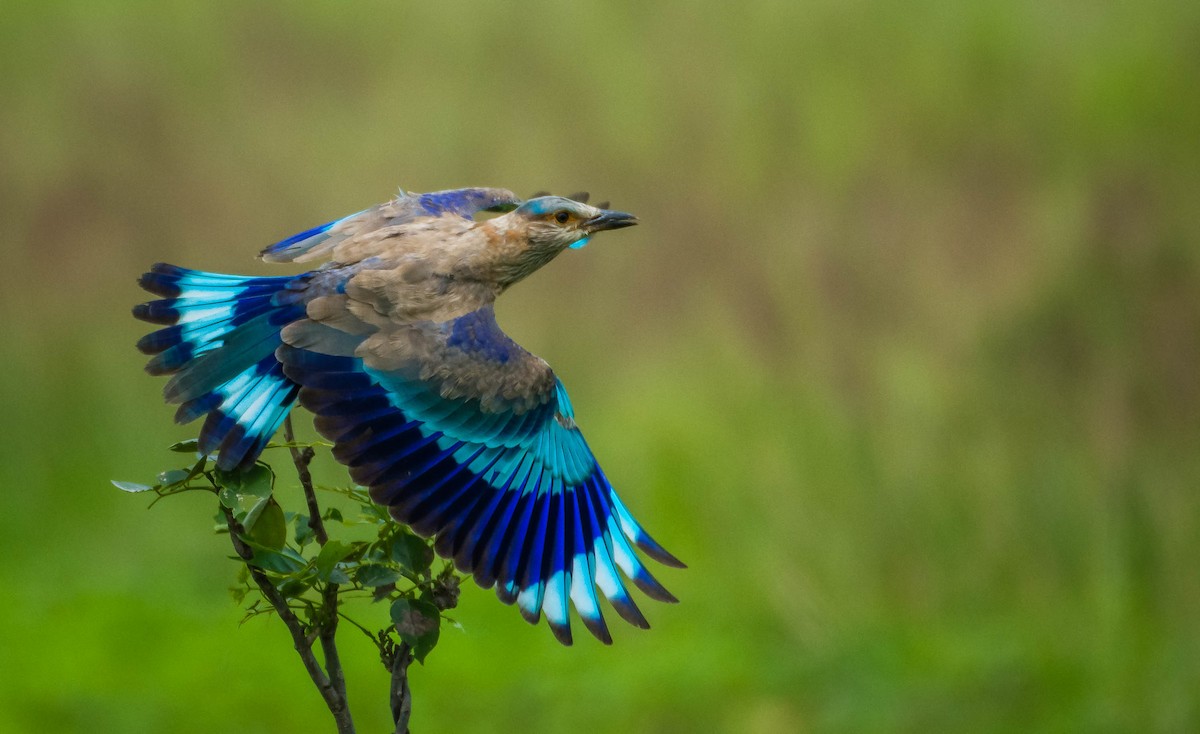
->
[357,306,556,416]
[285,298,555,416]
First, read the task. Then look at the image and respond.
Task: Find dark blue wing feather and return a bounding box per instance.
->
[277,327,683,645]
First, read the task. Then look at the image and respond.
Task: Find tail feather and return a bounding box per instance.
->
[162,311,293,403]
[204,357,299,471]
[134,264,306,471]
[139,294,284,375]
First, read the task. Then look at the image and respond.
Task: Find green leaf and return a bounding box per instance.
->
[112,480,154,493]
[212,507,230,534]
[329,568,350,584]
[364,541,388,563]
[242,465,274,498]
[218,486,239,509]
[189,455,209,476]
[293,514,315,548]
[249,498,287,550]
[415,628,441,664]
[323,507,343,524]
[389,532,434,576]
[241,496,270,531]
[156,469,191,486]
[169,438,200,453]
[214,464,273,499]
[244,543,306,574]
[277,576,316,598]
[372,583,397,602]
[390,597,441,663]
[362,504,391,523]
[315,540,355,582]
[356,564,401,588]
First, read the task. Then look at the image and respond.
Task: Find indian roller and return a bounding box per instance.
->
[133,187,683,645]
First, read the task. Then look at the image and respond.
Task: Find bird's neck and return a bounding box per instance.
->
[472,219,565,292]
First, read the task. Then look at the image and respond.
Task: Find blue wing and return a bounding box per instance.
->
[277,308,682,645]
[260,187,522,264]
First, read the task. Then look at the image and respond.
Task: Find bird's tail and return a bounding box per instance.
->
[134,263,307,471]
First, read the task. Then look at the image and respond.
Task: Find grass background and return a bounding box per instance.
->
[1,1,1198,731]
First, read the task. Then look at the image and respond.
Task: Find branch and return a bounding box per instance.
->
[222,506,355,733]
[319,581,352,731]
[387,639,413,734]
[283,414,328,545]
[386,572,459,733]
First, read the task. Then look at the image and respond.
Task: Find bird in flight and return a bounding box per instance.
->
[133,187,683,645]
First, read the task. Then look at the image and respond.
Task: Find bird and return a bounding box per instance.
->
[133,186,683,645]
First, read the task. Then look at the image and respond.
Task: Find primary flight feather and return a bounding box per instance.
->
[133,186,683,645]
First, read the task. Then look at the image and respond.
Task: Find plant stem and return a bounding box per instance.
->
[283,414,328,545]
[319,581,350,725]
[388,640,413,734]
[385,572,458,733]
[222,506,355,733]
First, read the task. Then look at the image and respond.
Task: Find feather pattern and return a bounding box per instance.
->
[134,264,307,470]
[278,342,683,645]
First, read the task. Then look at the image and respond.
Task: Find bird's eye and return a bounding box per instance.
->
[554,210,570,224]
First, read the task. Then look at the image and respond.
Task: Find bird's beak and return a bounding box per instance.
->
[584,209,639,232]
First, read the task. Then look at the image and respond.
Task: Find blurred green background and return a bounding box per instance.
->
[2,1,1198,731]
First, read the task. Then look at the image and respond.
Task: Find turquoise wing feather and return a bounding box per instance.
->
[279,306,683,645]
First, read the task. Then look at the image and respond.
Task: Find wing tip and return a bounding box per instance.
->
[608,593,651,630]
[580,613,613,645]
[639,540,687,569]
[548,619,574,646]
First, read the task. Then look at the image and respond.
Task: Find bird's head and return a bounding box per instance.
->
[487,194,638,288]
[514,195,638,249]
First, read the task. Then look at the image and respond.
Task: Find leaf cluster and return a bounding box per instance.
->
[114,439,457,666]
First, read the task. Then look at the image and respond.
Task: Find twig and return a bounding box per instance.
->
[387,639,414,734]
[222,506,355,733]
[385,572,459,733]
[339,612,379,642]
[319,581,350,724]
[283,414,328,545]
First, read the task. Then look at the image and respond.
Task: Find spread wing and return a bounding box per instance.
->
[278,306,683,645]
[260,187,522,264]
